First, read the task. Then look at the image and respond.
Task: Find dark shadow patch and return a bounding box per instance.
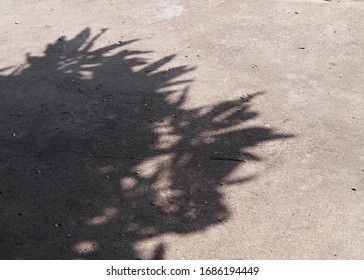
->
[0,28,292,259]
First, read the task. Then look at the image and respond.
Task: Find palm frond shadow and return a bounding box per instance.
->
[0,28,292,259]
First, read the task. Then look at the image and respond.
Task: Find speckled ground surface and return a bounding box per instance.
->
[0,0,363,259]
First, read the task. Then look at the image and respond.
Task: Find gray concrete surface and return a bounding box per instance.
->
[0,0,363,259]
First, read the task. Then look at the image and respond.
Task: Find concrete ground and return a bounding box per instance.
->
[0,0,363,259]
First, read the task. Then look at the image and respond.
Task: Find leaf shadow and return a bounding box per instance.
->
[0,28,292,259]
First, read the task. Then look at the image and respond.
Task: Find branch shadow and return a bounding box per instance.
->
[0,28,292,259]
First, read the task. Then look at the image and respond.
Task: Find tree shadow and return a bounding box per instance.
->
[0,28,292,259]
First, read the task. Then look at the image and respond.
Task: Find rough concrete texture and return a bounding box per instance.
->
[0,0,363,259]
